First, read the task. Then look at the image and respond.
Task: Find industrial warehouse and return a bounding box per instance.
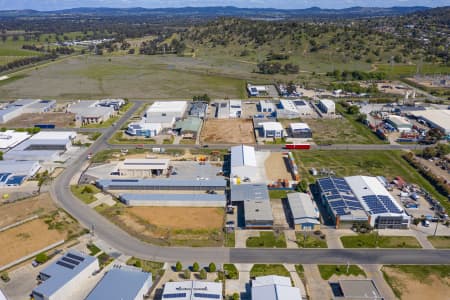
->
[317,176,410,229]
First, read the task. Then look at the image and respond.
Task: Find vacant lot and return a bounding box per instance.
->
[341,233,421,248]
[96,204,224,247]
[0,219,65,266]
[318,265,366,280]
[382,265,450,300]
[4,112,75,128]
[0,55,246,99]
[127,207,224,230]
[246,231,287,248]
[0,193,56,228]
[264,152,293,181]
[201,119,255,144]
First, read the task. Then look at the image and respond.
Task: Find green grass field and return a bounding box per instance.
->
[70,184,101,204]
[427,236,450,249]
[250,264,290,278]
[246,231,287,248]
[0,55,247,99]
[341,233,421,248]
[296,233,328,248]
[294,150,448,205]
[376,63,450,77]
[318,265,366,280]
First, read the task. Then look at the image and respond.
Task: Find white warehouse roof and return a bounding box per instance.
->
[287,193,320,225]
[319,99,335,109]
[290,123,310,131]
[0,130,30,150]
[252,276,301,300]
[231,145,257,167]
[410,109,450,134]
[162,281,222,300]
[261,122,283,131]
[280,99,298,113]
[31,131,76,140]
[147,101,187,113]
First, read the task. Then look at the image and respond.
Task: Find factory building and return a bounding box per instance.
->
[162,281,222,300]
[32,251,98,300]
[290,123,312,139]
[230,145,258,182]
[259,122,284,138]
[330,280,383,300]
[174,117,203,139]
[0,160,40,186]
[97,178,227,192]
[216,100,242,118]
[67,100,117,125]
[0,130,31,151]
[189,102,208,119]
[114,158,170,177]
[85,266,152,300]
[287,193,320,231]
[318,99,335,114]
[317,176,410,229]
[247,84,267,97]
[386,115,413,132]
[277,99,299,119]
[145,101,187,120]
[259,100,276,113]
[4,131,76,162]
[410,109,450,135]
[0,99,56,123]
[252,276,302,300]
[126,122,162,137]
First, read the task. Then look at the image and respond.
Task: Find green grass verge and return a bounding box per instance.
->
[295,265,305,282]
[70,184,101,204]
[225,231,235,247]
[376,63,450,77]
[108,131,156,145]
[126,257,165,280]
[295,233,328,248]
[86,243,101,256]
[98,252,114,267]
[427,236,450,249]
[250,264,290,278]
[341,233,421,248]
[246,231,287,248]
[318,265,366,280]
[268,190,291,199]
[223,264,239,279]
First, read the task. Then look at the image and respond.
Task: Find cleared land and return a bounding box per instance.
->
[0,193,56,228]
[264,152,293,181]
[200,119,255,144]
[96,204,225,247]
[340,234,421,248]
[3,112,75,128]
[0,218,65,266]
[0,55,246,99]
[382,265,450,300]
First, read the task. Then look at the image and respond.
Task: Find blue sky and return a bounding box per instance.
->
[0,0,447,10]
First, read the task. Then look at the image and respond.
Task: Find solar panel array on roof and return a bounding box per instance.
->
[362,195,402,215]
[0,173,11,183]
[193,293,221,299]
[6,175,26,186]
[163,293,187,298]
[56,261,75,270]
[317,177,364,216]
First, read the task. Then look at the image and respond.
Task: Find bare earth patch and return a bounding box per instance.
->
[4,112,75,128]
[0,219,65,266]
[264,152,293,181]
[201,119,255,144]
[383,267,450,300]
[127,207,224,230]
[0,193,56,228]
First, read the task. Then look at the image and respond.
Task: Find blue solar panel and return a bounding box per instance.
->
[193,293,221,299]
[163,293,187,299]
[0,173,11,183]
[6,175,26,186]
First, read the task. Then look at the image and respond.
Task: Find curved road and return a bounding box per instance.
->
[51,101,450,264]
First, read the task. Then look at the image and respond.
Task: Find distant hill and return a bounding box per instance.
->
[0,6,432,19]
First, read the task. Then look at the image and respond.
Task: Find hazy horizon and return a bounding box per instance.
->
[0,0,447,11]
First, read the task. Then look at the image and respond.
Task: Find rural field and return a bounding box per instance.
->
[382,265,450,300]
[0,55,247,100]
[0,219,65,266]
[3,112,76,128]
[201,119,255,144]
[96,204,225,247]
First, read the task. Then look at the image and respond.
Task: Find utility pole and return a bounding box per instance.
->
[433,215,439,236]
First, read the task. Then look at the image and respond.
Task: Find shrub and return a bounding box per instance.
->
[184,269,191,279]
[200,268,207,279]
[208,262,216,272]
[175,261,183,272]
[232,292,240,300]
[193,262,200,272]
[134,260,142,268]
[0,272,10,282]
[35,252,48,264]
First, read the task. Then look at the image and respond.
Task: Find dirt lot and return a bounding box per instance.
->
[127,207,224,230]
[4,112,75,128]
[0,219,65,266]
[382,266,450,300]
[0,193,56,228]
[264,152,293,181]
[201,119,255,144]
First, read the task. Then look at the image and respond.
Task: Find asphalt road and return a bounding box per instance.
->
[51,100,450,264]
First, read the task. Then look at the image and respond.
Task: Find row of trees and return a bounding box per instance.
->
[257,61,299,75]
[0,53,57,73]
[326,70,387,81]
[22,44,75,55]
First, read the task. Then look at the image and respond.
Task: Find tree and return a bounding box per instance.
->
[192,262,200,272]
[200,268,207,279]
[0,151,3,161]
[356,113,367,123]
[184,269,191,279]
[286,81,297,95]
[347,105,360,115]
[208,262,216,272]
[296,179,308,193]
[232,292,240,300]
[134,260,142,268]
[175,261,182,272]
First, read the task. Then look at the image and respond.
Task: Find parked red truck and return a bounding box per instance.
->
[284,143,311,150]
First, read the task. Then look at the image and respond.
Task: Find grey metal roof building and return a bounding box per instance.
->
[231,184,270,203]
[85,266,152,300]
[32,251,99,300]
[120,193,226,207]
[97,178,227,191]
[252,276,302,300]
[0,99,56,123]
[287,193,320,230]
[189,102,208,118]
[244,199,274,229]
[330,280,383,300]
